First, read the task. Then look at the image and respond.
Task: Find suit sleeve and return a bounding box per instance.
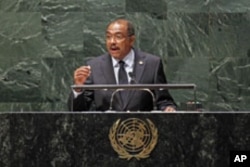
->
[154,59,177,110]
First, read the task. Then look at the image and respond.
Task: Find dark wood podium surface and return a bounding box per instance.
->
[0,111,250,167]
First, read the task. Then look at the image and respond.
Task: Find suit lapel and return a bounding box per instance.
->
[100,54,116,84]
[134,50,146,83]
[123,50,146,109]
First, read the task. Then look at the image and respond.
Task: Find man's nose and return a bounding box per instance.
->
[110,37,117,43]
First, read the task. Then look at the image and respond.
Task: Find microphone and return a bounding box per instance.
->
[128,72,157,111]
[108,88,125,111]
[129,72,136,84]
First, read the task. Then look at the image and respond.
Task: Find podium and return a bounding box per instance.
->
[1,112,250,166]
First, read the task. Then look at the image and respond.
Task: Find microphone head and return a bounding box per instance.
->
[128,72,136,84]
[128,72,134,77]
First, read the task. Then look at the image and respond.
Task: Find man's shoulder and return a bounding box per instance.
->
[87,53,109,64]
[135,49,161,61]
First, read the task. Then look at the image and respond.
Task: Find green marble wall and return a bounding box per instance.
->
[0,0,250,111]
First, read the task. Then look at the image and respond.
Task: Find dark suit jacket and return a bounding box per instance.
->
[69,50,176,111]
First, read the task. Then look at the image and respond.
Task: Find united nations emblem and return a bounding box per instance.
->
[109,118,158,160]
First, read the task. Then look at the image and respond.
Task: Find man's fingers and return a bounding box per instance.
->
[75,66,91,77]
[74,66,91,84]
[164,106,176,112]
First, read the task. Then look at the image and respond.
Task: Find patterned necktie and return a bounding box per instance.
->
[118,61,128,103]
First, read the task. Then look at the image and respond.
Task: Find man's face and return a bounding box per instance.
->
[106,21,135,60]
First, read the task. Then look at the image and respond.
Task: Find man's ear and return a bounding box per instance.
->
[129,35,136,45]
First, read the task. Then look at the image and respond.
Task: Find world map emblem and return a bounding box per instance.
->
[109,118,158,160]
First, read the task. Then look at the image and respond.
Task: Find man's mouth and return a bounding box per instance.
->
[110,46,119,51]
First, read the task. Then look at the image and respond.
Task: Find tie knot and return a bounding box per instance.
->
[119,60,125,67]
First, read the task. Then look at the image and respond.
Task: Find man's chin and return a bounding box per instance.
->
[109,52,121,59]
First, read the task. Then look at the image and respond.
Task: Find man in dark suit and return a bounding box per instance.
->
[69,19,176,112]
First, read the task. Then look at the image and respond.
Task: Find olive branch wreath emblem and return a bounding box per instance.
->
[109,118,158,160]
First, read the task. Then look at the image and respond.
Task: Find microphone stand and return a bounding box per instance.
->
[108,87,157,111]
[128,72,157,111]
[140,88,157,111]
[108,88,124,111]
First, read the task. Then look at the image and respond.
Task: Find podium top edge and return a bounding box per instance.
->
[71,84,197,90]
[1,111,250,114]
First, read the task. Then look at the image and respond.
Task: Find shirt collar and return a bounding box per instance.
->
[112,49,135,68]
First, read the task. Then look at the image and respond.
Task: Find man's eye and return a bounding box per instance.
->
[115,34,123,39]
